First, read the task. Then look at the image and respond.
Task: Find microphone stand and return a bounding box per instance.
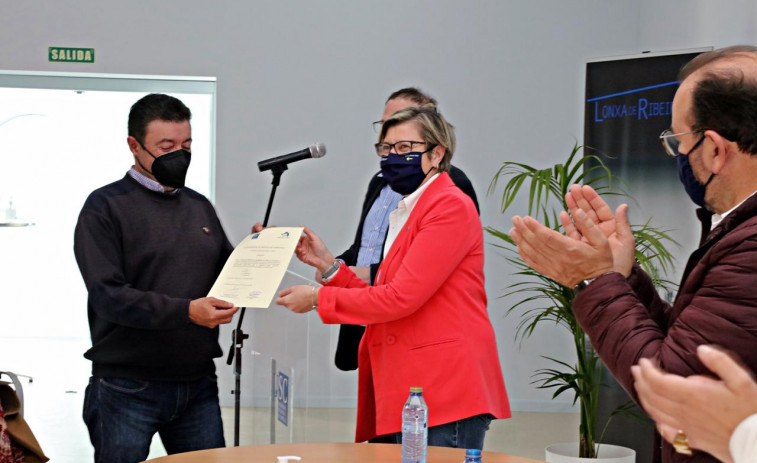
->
[227,163,287,446]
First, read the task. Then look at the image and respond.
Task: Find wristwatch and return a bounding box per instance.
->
[321,260,341,282]
[573,278,595,292]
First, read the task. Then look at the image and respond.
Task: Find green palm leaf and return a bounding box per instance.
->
[486,145,677,458]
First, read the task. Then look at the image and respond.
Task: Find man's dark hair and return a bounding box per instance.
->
[386,87,438,108]
[691,68,757,155]
[679,46,757,155]
[128,93,191,144]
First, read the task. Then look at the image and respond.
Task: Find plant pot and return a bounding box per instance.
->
[545,443,635,463]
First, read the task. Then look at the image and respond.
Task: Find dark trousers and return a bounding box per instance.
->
[83,375,225,463]
[369,413,493,449]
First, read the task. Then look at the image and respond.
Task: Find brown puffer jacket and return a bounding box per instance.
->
[573,193,757,463]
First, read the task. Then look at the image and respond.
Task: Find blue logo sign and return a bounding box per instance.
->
[588,81,678,123]
[276,371,289,426]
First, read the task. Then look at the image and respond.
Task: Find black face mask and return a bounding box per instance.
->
[138,145,192,188]
[676,155,714,208]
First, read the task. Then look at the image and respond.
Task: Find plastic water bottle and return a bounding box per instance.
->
[464,449,482,463]
[401,386,428,463]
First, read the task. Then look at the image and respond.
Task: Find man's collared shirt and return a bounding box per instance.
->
[384,174,440,258]
[356,183,402,267]
[711,190,757,230]
[127,167,178,195]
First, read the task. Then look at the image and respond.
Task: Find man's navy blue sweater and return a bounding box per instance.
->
[74,175,233,380]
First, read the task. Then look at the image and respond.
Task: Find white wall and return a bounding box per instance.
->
[639,0,756,52]
[1,0,754,412]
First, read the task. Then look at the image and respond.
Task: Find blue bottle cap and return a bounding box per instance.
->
[466,449,482,457]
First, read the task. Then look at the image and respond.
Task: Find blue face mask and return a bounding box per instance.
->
[380,152,433,195]
[676,154,714,208]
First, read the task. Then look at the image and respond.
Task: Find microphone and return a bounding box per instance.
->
[257,143,327,172]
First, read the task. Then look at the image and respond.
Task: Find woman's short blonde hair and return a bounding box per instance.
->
[379,106,455,172]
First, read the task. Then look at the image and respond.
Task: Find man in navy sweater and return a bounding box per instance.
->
[74,94,239,463]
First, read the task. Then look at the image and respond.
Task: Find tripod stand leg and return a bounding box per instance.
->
[234,338,242,446]
[228,310,249,447]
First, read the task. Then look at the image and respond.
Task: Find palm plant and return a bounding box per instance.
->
[485,144,676,458]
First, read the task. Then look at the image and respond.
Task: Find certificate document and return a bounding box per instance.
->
[208,227,303,308]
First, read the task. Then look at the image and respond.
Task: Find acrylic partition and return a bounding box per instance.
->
[240,270,354,444]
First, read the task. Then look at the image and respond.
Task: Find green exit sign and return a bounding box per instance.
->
[48,47,95,63]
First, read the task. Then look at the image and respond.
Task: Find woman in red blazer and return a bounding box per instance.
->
[277,107,510,448]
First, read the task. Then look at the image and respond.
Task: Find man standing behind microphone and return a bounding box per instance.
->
[74,93,240,463]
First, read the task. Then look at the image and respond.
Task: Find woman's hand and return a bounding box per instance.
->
[296,226,335,272]
[276,285,318,314]
[350,266,371,285]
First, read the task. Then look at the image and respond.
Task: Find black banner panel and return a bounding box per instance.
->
[583,49,709,273]
[585,49,704,174]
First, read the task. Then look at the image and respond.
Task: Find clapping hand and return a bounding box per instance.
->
[632,346,757,463]
[562,185,636,275]
[509,184,635,287]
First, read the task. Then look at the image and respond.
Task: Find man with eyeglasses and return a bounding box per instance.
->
[510,45,757,463]
[332,87,478,371]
